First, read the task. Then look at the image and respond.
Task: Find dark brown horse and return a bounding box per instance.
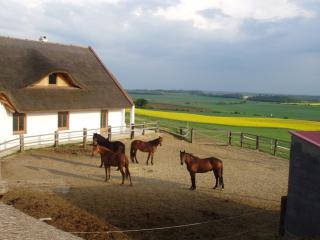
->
[92,144,132,185]
[130,136,163,165]
[180,150,224,190]
[92,133,125,168]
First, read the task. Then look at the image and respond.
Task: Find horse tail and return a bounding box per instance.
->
[130,142,135,162]
[219,162,224,188]
[124,155,130,179]
[121,143,126,154]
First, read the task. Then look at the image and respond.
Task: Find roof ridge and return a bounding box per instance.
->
[88,47,134,106]
[0,35,88,49]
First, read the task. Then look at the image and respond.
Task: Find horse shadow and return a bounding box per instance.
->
[55,175,280,240]
[24,165,102,182]
[29,152,97,168]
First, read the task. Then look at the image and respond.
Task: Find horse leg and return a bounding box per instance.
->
[220,176,224,190]
[146,152,150,165]
[134,150,139,164]
[125,166,133,186]
[151,152,154,165]
[108,166,111,180]
[213,170,218,189]
[189,172,196,190]
[219,169,224,190]
[120,167,125,185]
[100,157,103,168]
[104,166,108,182]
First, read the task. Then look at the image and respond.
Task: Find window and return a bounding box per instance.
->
[58,112,69,130]
[100,110,108,128]
[13,113,26,134]
[49,73,57,85]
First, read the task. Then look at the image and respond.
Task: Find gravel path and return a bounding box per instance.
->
[1,133,289,239]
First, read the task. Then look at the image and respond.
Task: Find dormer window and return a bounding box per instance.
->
[49,73,57,85]
[29,71,82,89]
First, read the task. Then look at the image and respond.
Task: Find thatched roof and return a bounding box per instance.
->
[0,36,133,112]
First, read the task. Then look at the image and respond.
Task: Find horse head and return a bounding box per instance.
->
[158,136,163,146]
[91,142,99,157]
[180,150,186,165]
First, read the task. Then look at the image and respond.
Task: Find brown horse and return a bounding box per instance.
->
[92,133,125,168]
[180,150,224,190]
[92,144,132,185]
[130,136,163,165]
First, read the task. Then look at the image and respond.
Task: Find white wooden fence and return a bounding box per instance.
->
[0,122,159,158]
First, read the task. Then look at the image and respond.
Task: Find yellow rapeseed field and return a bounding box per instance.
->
[135,109,320,131]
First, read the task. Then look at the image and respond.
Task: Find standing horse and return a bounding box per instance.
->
[130,136,163,165]
[92,133,125,168]
[180,150,224,190]
[92,144,132,185]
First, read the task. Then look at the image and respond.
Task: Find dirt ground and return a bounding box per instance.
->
[1,133,289,240]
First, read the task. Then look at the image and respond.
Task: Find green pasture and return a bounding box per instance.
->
[130,92,320,121]
[131,113,292,142]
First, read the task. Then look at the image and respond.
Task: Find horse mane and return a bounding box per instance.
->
[149,137,161,144]
[97,145,112,152]
[185,152,199,159]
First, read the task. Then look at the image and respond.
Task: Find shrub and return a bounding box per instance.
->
[134,98,148,108]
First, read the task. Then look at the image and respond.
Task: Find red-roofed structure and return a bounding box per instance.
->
[290,131,320,148]
[283,131,320,237]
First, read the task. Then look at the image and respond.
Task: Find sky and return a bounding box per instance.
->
[0,0,319,95]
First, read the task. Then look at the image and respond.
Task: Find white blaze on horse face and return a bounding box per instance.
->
[180,152,184,165]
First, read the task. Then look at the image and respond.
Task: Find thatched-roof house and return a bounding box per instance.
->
[0,36,134,142]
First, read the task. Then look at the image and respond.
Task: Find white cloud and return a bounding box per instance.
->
[132,7,143,17]
[23,0,122,8]
[154,0,314,31]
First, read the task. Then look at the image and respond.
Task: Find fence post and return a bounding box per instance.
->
[83,128,87,148]
[142,122,145,135]
[54,131,59,148]
[179,127,184,140]
[256,136,259,150]
[19,134,24,152]
[108,126,112,141]
[240,133,244,147]
[130,124,135,139]
[273,139,278,156]
[228,131,232,145]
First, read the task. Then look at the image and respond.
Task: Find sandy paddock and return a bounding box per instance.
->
[1,133,288,240]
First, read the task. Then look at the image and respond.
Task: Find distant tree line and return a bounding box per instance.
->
[127,89,320,103]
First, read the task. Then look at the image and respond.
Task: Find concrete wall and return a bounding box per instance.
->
[285,136,320,237]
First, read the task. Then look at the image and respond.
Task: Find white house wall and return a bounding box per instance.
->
[27,112,57,136]
[0,103,13,143]
[0,108,125,144]
[108,110,125,127]
[68,111,100,131]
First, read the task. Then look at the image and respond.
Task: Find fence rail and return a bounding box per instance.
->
[0,121,291,159]
[0,122,160,158]
[227,131,290,158]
